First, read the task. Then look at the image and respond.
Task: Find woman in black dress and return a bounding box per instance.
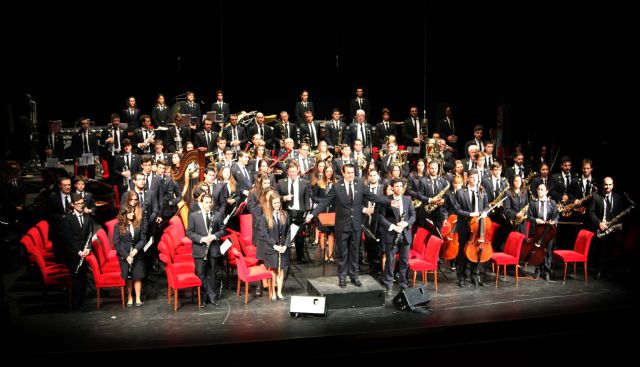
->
[114,193,148,307]
[257,191,290,301]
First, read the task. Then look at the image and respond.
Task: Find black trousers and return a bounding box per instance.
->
[335,229,361,280]
[456,231,481,280]
[67,260,88,309]
[195,254,221,303]
[288,210,306,261]
[77,164,95,179]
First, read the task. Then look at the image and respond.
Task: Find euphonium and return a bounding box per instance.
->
[425,181,450,213]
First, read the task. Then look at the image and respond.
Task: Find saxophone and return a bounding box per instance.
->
[597,200,635,239]
[511,203,530,226]
[558,187,596,217]
[523,171,538,189]
[425,181,450,213]
[489,184,510,208]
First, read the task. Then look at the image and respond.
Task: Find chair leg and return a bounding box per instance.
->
[120,287,125,309]
[573,263,577,279]
[492,263,495,273]
[97,288,101,310]
[245,282,249,304]
[434,270,438,291]
[584,261,588,283]
[423,271,427,286]
[412,271,417,287]
[503,265,507,280]
[174,289,178,311]
[515,264,519,285]
[167,286,171,304]
[563,263,568,283]
[495,265,499,286]
[237,278,241,297]
[197,287,201,309]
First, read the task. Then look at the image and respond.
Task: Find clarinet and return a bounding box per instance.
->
[75,230,93,274]
[393,212,406,247]
[127,230,135,279]
[203,213,214,261]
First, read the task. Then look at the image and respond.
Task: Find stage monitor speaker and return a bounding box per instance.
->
[290,296,327,317]
[393,285,431,311]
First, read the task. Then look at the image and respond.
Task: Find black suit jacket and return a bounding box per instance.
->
[324,121,345,149]
[550,172,579,203]
[588,192,627,229]
[453,187,490,236]
[530,176,556,197]
[349,98,371,122]
[435,117,456,141]
[374,121,394,148]
[194,130,217,151]
[377,195,416,249]
[40,133,65,160]
[505,165,532,186]
[151,105,171,127]
[121,108,141,129]
[312,178,391,232]
[210,101,230,123]
[72,130,98,159]
[248,124,275,149]
[481,176,510,204]
[113,219,148,259]
[61,212,95,265]
[167,125,191,152]
[294,101,315,124]
[344,122,372,146]
[180,101,202,126]
[114,153,142,191]
[277,177,311,211]
[298,121,322,148]
[223,124,248,150]
[186,210,226,259]
[527,199,559,224]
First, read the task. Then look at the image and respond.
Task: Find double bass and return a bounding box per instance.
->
[440,214,460,260]
[464,194,507,263]
[520,222,556,266]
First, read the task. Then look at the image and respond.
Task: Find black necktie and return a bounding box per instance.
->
[125,154,130,169]
[349,183,354,203]
[540,201,546,221]
[206,132,210,147]
[259,125,263,137]
[78,215,84,228]
[494,179,499,193]
[65,195,71,212]
[309,123,315,145]
[114,129,120,149]
[565,173,571,187]
[50,135,54,150]
[83,133,89,154]
[471,191,476,212]
[289,180,295,208]
[275,213,281,234]
[606,195,612,219]
[205,212,212,233]
[140,192,145,208]
[359,124,365,145]
[242,166,249,182]
[585,179,591,195]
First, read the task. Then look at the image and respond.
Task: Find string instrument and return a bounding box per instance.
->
[440,214,459,260]
[520,222,556,266]
[173,149,206,226]
[464,194,507,263]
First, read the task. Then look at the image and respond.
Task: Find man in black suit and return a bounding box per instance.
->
[133,115,155,155]
[122,172,159,232]
[550,156,579,249]
[403,106,422,149]
[349,87,371,124]
[151,94,170,127]
[298,111,321,150]
[588,177,631,279]
[344,110,372,147]
[453,170,489,288]
[114,140,142,194]
[231,151,253,198]
[62,193,95,311]
[72,118,98,179]
[181,91,202,128]
[121,96,141,130]
[211,90,230,124]
[248,112,274,150]
[41,120,65,164]
[505,152,532,186]
[307,164,396,288]
[73,176,96,215]
[464,125,485,158]
[374,108,394,149]
[167,115,191,153]
[46,176,73,261]
[186,194,226,307]
[100,114,124,184]
[223,114,248,152]
[294,90,314,124]
[194,118,216,152]
[378,178,416,293]
[418,160,450,232]
[324,109,345,151]
[277,161,312,263]
[434,105,458,157]
[527,183,559,280]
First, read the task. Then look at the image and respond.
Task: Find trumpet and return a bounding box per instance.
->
[139,129,156,153]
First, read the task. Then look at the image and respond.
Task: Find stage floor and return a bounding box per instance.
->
[4,258,639,361]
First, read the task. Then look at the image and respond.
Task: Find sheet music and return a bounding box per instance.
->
[290,224,300,240]
[143,236,154,252]
[220,239,232,255]
[45,158,59,168]
[79,153,94,166]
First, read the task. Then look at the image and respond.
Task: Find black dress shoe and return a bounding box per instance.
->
[200,302,207,308]
[476,276,485,287]
[457,279,465,288]
[384,287,393,296]
[339,279,347,288]
[209,298,220,306]
[544,273,550,281]
[351,278,363,287]
[255,287,263,296]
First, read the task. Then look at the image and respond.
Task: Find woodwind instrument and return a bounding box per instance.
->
[425,181,450,213]
[75,230,93,274]
[511,203,530,226]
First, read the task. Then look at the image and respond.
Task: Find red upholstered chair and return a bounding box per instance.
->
[20,235,71,301]
[553,229,595,283]
[85,251,125,309]
[113,185,120,211]
[232,248,272,304]
[158,242,201,311]
[490,231,525,286]
[34,220,53,250]
[26,227,55,260]
[105,219,118,247]
[101,159,109,180]
[408,235,443,290]
[409,227,430,260]
[488,222,501,242]
[238,214,257,257]
[96,228,118,264]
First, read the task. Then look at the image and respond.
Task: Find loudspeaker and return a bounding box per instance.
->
[290,296,327,317]
[392,286,431,311]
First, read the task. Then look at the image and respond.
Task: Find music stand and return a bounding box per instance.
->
[317,213,335,277]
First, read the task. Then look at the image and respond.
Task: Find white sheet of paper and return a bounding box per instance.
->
[143,236,154,252]
[290,224,300,240]
[220,239,232,255]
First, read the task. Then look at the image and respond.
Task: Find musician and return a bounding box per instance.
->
[402,106,422,149]
[121,96,141,129]
[41,120,65,163]
[295,143,315,179]
[505,152,532,186]
[156,160,182,220]
[194,118,216,152]
[299,111,321,150]
[434,105,458,157]
[439,138,456,173]
[483,140,497,170]
[349,87,371,123]
[453,169,489,288]
[464,125,485,157]
[180,91,202,128]
[550,156,579,249]
[362,169,384,274]
[460,145,479,173]
[380,142,408,178]
[572,159,596,201]
[167,114,191,153]
[307,163,395,288]
[344,109,372,148]
[0,161,26,225]
[247,174,274,298]
[482,162,509,204]
[352,139,370,176]
[294,90,315,124]
[407,159,426,208]
[527,183,559,280]
[248,112,274,149]
[152,139,168,166]
[211,90,230,123]
[475,152,488,181]
[134,115,155,155]
[186,194,226,307]
[375,108,394,149]
[588,177,630,280]
[123,172,159,238]
[72,118,98,179]
[313,164,337,263]
[61,193,95,311]
[325,109,345,150]
[419,160,449,233]
[72,176,96,215]
[249,144,272,173]
[378,178,416,293]
[257,191,291,301]
[223,114,248,152]
[151,93,170,128]
[216,148,235,172]
[532,144,549,171]
[504,175,530,235]
[315,140,333,164]
[333,144,359,179]
[273,111,299,150]
[530,163,555,195]
[231,151,253,198]
[213,165,238,220]
[278,161,312,263]
[112,139,140,194]
[252,159,277,188]
[114,199,147,307]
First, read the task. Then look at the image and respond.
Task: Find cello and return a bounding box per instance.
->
[440,214,460,260]
[464,194,507,263]
[520,222,556,266]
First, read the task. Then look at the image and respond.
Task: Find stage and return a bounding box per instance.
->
[3,256,638,362]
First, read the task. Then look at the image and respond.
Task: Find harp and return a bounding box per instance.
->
[173,148,206,225]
